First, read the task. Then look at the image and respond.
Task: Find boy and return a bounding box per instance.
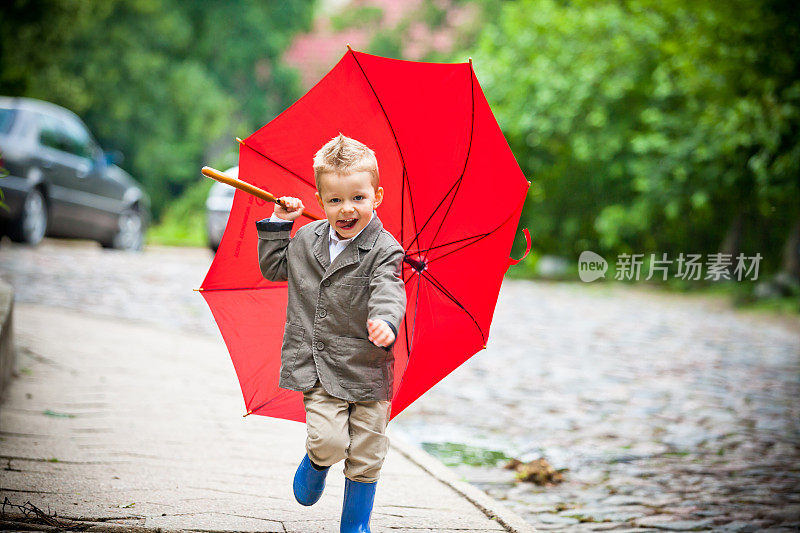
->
[255,133,406,533]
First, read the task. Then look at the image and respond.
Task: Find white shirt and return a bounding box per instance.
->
[328,210,375,263]
[269,210,375,264]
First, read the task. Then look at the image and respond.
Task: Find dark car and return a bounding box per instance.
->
[0,96,150,250]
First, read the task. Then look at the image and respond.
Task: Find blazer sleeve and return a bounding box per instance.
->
[255,217,294,282]
[368,243,407,340]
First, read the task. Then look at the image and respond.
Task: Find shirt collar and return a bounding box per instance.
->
[328,210,375,245]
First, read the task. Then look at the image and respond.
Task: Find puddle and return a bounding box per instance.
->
[421,441,512,467]
[43,409,77,418]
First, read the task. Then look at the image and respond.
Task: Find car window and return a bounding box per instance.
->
[61,115,95,159]
[38,113,67,151]
[37,112,95,159]
[0,108,16,134]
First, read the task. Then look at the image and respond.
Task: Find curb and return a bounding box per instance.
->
[388,430,537,533]
[0,278,15,405]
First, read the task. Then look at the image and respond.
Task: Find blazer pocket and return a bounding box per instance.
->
[340,276,371,326]
[341,275,370,285]
[280,324,305,376]
[333,335,385,387]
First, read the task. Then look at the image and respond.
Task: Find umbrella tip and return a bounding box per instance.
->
[347,43,352,51]
[236,137,245,145]
[468,56,473,65]
[482,344,487,349]
[193,288,204,292]
[243,410,253,417]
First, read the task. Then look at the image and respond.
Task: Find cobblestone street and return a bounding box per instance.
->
[1,238,798,531]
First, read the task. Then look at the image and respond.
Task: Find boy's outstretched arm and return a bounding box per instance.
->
[255,197,304,282]
[367,244,406,348]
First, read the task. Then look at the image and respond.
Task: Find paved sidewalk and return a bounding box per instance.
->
[0,303,534,532]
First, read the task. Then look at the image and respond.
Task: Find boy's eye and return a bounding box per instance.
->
[354,195,364,201]
[329,198,340,203]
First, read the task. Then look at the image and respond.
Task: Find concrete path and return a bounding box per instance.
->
[0,303,533,533]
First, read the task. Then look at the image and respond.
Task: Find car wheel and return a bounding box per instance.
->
[8,188,47,245]
[103,208,143,252]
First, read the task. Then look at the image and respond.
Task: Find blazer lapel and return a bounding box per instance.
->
[317,215,385,280]
[313,222,330,271]
[313,220,358,276]
[325,239,360,278]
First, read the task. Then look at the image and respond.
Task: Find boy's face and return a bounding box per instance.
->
[315,171,384,240]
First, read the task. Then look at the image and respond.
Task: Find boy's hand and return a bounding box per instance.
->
[274,196,304,221]
[367,319,395,348]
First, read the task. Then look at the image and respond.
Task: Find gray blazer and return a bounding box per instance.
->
[256,214,407,402]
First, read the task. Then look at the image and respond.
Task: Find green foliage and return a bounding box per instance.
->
[146,177,212,247]
[505,250,541,279]
[368,29,404,59]
[0,0,316,219]
[0,0,100,95]
[469,0,799,272]
[420,0,448,28]
[330,5,384,31]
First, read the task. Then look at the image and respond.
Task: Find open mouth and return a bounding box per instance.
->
[336,218,358,230]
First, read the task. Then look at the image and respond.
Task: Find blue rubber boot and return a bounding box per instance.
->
[340,477,377,533]
[293,454,329,506]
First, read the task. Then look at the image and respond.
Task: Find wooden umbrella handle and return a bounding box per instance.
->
[201,166,320,221]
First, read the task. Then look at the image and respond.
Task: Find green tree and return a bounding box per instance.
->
[0,0,316,218]
[471,0,799,277]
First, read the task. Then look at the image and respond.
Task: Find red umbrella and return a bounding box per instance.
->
[200,48,530,423]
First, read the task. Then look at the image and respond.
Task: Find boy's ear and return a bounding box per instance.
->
[315,191,324,210]
[373,186,384,209]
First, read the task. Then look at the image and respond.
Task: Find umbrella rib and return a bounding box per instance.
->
[393,270,421,403]
[420,269,486,345]
[424,190,531,266]
[348,51,420,244]
[413,232,488,255]
[404,177,460,250]
[426,232,493,266]
[199,285,288,292]
[248,389,293,417]
[406,64,476,252]
[407,269,423,349]
[405,166,420,254]
[403,147,419,249]
[239,138,316,189]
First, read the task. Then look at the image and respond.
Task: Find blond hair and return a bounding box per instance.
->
[313,133,379,191]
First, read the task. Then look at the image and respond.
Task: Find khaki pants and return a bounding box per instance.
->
[302,380,391,483]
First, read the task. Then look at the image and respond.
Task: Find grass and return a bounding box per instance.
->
[146,179,212,248]
[659,278,800,318]
[507,252,800,317]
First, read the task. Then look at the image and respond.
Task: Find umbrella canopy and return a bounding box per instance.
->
[200,49,530,423]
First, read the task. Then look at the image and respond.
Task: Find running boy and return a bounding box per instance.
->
[255,133,406,533]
